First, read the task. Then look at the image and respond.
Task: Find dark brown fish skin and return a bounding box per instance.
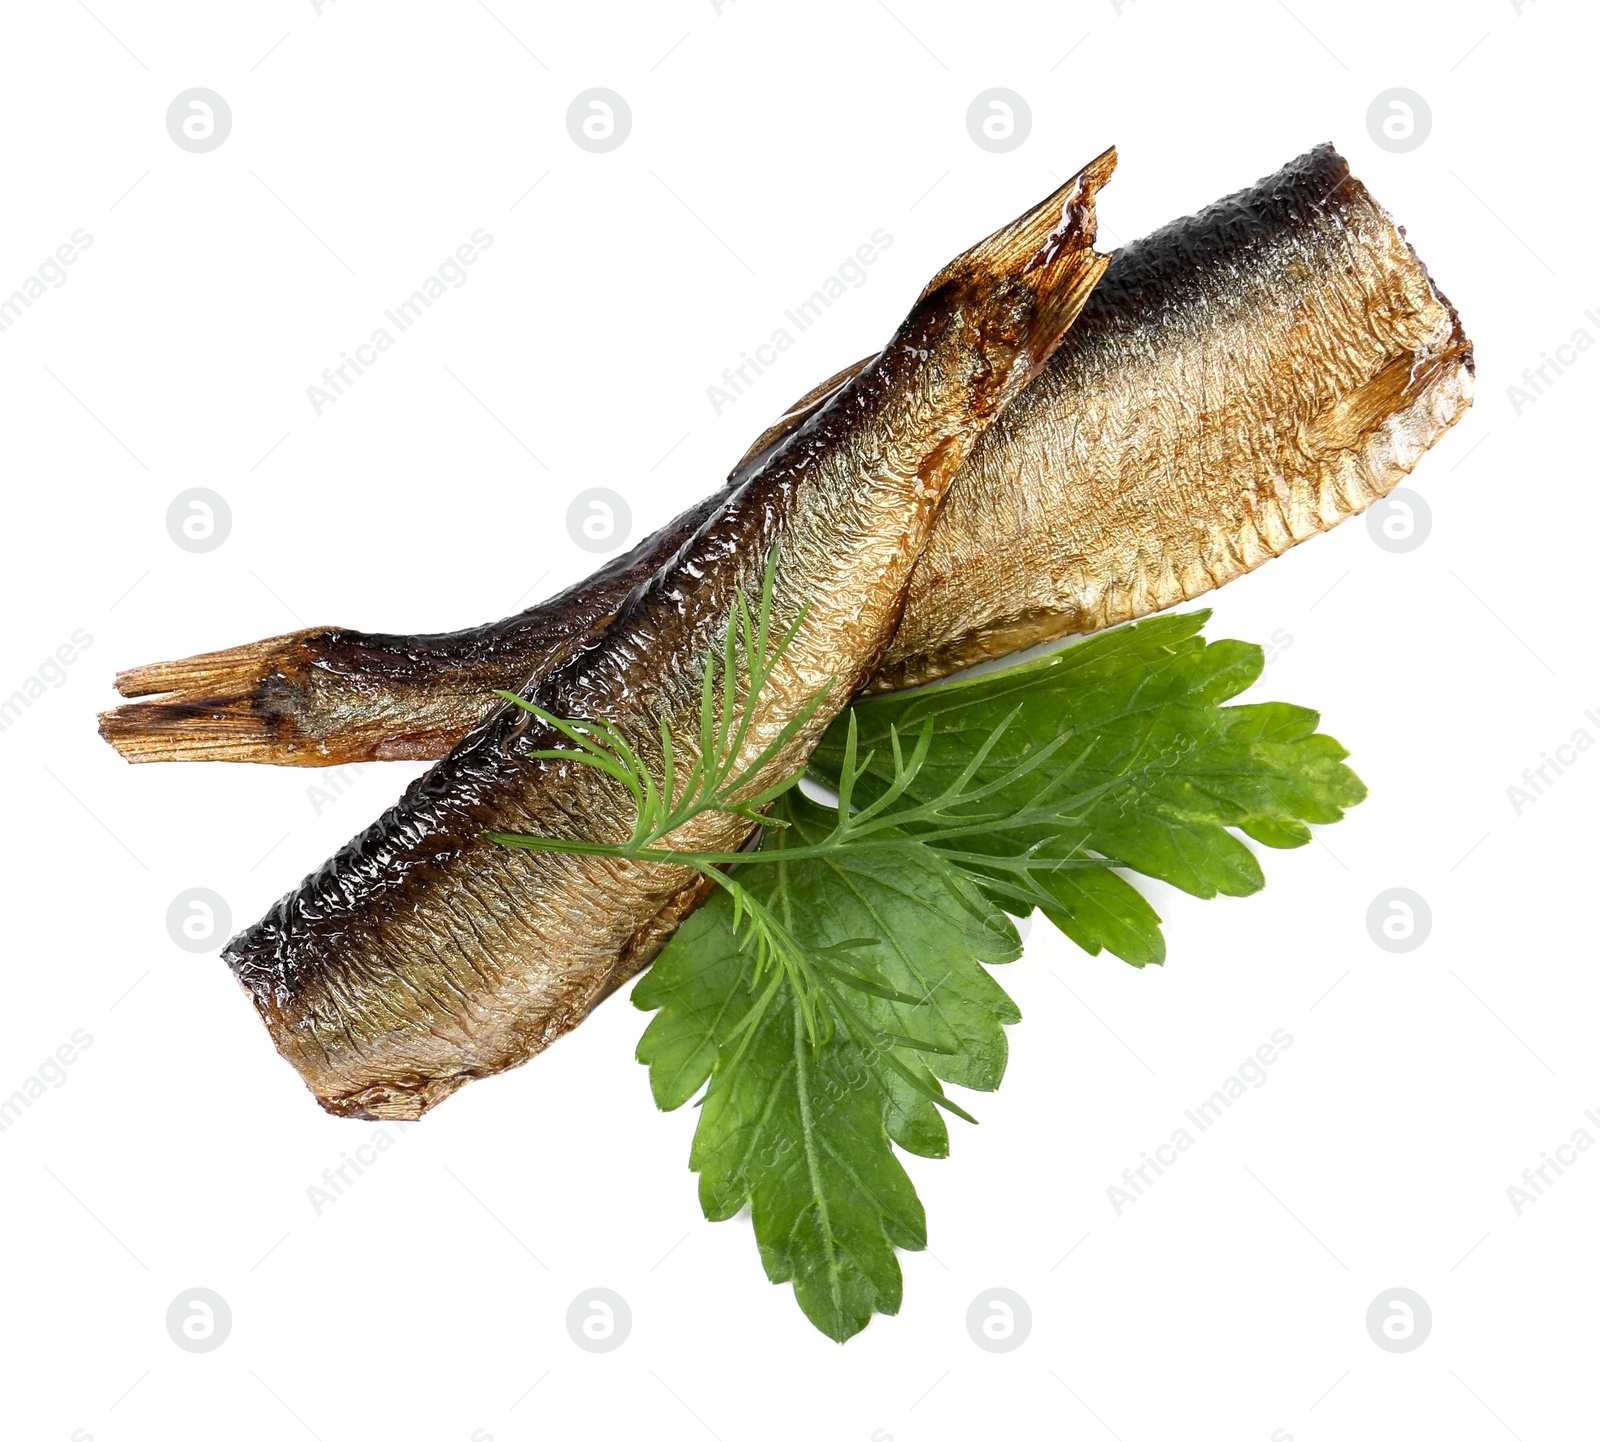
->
[99,144,1472,766]
[222,155,1114,1120]
[97,365,859,766]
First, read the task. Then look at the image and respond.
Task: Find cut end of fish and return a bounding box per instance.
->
[238,960,481,1120]
[224,924,478,1121]
[868,142,1478,694]
[312,1074,471,1121]
[1286,145,1476,517]
[221,814,682,1122]
[264,870,724,1119]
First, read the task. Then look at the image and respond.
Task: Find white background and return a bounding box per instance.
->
[0,1,1593,1438]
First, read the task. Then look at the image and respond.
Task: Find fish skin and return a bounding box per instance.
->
[871,142,1473,690]
[222,154,1115,1119]
[98,144,1472,765]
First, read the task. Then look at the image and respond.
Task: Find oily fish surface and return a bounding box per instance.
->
[96,148,1470,761]
[872,144,1473,690]
[221,157,1113,1118]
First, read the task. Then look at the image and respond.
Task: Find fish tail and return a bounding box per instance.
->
[98,629,459,765]
[926,145,1117,399]
[930,145,1115,287]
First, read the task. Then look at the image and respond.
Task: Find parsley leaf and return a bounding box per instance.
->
[630,611,1365,1341]
[812,610,1367,966]
[633,790,1021,1341]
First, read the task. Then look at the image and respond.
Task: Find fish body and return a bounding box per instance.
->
[222,156,1114,1118]
[99,145,1472,764]
[873,143,1472,689]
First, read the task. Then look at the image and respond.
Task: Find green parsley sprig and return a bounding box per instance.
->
[492,568,1366,1342]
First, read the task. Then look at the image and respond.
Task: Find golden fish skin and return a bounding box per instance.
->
[98,145,1471,764]
[222,155,1114,1119]
[870,142,1472,690]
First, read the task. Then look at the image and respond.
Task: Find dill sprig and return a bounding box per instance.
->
[488,548,1112,1118]
[488,549,847,1057]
